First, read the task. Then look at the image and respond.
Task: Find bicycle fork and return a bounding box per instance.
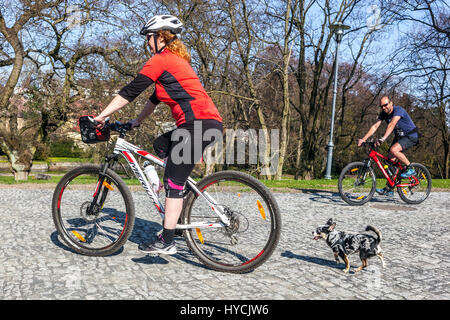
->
[358,159,372,183]
[87,156,117,216]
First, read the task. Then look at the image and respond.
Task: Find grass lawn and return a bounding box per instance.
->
[262,178,450,190]
[262,178,339,190]
[1,174,449,190]
[46,157,92,163]
[0,156,91,164]
[2,155,447,189]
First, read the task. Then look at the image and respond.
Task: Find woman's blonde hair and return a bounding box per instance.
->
[158,30,191,63]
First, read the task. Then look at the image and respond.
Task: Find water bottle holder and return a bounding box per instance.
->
[144,164,161,194]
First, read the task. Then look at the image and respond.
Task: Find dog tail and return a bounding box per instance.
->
[366,225,382,243]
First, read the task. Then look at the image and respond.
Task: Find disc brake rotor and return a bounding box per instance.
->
[80,201,101,222]
[223,208,249,245]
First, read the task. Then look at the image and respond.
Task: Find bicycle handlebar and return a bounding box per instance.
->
[360,140,379,153]
[90,117,137,136]
[108,121,134,133]
[361,140,376,148]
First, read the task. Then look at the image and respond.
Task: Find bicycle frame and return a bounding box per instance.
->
[367,148,419,188]
[108,137,230,230]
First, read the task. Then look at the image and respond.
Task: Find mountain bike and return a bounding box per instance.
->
[51,117,281,273]
[338,141,431,205]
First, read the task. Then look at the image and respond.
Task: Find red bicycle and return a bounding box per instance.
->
[338,141,432,205]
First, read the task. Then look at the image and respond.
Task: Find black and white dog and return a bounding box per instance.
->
[312,218,385,273]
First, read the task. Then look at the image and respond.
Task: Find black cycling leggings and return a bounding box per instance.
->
[153,119,223,198]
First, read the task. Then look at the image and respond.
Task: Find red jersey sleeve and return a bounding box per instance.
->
[139,55,165,82]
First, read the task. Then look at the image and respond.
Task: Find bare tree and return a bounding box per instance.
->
[0,0,64,179]
[391,0,449,177]
[287,0,397,178]
[221,0,277,177]
[0,0,138,179]
[260,0,297,179]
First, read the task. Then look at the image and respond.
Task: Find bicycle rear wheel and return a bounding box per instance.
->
[52,164,135,256]
[181,170,281,273]
[338,161,376,205]
[397,163,432,204]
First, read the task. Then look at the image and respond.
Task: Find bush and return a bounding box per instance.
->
[49,138,83,158]
[33,143,51,161]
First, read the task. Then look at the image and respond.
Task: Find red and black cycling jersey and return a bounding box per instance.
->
[118,49,222,126]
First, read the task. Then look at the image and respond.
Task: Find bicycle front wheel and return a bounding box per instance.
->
[338,161,376,205]
[397,163,432,204]
[52,164,135,256]
[182,170,281,273]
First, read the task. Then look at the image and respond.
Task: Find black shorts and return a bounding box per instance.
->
[153,120,223,198]
[391,135,419,151]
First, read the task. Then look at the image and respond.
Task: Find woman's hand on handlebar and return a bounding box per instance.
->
[128,118,141,129]
[357,139,366,147]
[93,115,107,129]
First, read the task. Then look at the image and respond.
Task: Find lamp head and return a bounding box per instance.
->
[329,22,350,41]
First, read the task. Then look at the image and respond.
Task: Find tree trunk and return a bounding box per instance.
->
[275,0,292,180]
[0,114,43,180]
[294,121,303,180]
[226,0,273,178]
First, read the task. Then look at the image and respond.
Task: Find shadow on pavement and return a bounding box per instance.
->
[296,188,401,206]
[281,250,344,271]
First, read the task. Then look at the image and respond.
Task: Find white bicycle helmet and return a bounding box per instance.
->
[140,15,183,35]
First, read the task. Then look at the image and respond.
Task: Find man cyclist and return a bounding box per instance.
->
[357,96,419,196]
[94,15,223,254]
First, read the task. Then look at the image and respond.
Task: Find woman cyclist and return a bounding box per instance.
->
[94,15,223,255]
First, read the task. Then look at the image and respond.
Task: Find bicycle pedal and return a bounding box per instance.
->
[144,252,159,257]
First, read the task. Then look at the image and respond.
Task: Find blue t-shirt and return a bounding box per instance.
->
[378,105,418,138]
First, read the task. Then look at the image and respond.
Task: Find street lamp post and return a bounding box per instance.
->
[324,22,350,179]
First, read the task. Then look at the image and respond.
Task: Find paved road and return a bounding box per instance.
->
[0,185,448,300]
